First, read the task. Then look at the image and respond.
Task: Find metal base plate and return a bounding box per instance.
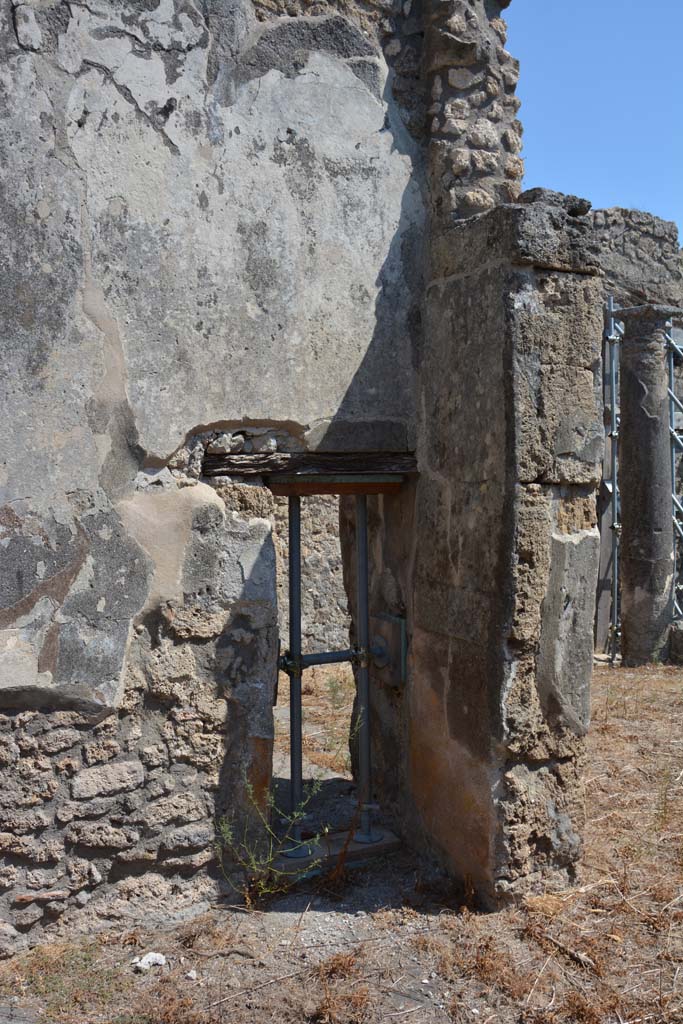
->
[273,827,400,875]
[353,827,384,845]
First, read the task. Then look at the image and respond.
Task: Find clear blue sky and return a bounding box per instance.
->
[506,1,683,238]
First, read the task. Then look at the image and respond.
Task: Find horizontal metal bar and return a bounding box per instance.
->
[300,649,357,669]
[673,493,683,516]
[671,429,683,452]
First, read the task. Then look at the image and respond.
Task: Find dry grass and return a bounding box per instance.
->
[1,939,135,1020]
[309,983,373,1024]
[1,664,682,1024]
[414,664,683,1023]
[276,664,356,776]
[315,950,359,981]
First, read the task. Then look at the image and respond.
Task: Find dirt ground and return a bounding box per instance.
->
[1,664,682,1024]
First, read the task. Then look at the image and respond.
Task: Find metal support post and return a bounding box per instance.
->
[354,495,381,844]
[666,326,683,618]
[278,491,384,851]
[606,295,621,662]
[283,495,309,858]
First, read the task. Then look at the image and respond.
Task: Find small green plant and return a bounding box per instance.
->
[215,775,325,905]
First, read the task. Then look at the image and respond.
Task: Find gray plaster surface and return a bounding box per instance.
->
[1,0,423,712]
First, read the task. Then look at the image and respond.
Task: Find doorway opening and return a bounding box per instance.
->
[203,445,416,868]
[271,491,357,852]
[270,473,404,861]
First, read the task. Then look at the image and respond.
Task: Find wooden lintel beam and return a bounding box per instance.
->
[202,451,417,478]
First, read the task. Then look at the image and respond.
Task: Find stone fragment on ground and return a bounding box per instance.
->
[132,952,167,972]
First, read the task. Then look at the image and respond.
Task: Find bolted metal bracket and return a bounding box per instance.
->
[369,614,407,690]
[370,636,390,670]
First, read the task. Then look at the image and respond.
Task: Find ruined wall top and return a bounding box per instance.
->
[588,207,683,308]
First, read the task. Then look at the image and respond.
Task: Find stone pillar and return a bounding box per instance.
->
[353,192,606,905]
[619,305,682,665]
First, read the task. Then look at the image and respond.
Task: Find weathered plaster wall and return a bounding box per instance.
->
[0,3,422,705]
[0,0,427,949]
[0,479,278,955]
[349,194,604,904]
[1,0,525,738]
[1,0,538,946]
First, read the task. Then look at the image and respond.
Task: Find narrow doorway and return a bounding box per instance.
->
[271,493,357,843]
[268,463,408,861]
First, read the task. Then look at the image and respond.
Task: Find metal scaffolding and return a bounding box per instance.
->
[666,325,683,619]
[279,492,383,855]
[596,297,683,660]
[604,296,622,661]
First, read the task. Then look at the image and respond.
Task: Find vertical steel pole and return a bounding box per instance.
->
[667,326,679,616]
[354,495,381,844]
[287,494,304,850]
[607,296,620,663]
[663,327,679,614]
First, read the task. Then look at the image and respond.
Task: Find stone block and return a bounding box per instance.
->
[365,191,603,904]
[65,822,140,851]
[39,729,81,755]
[430,198,601,282]
[71,761,144,800]
[536,526,600,735]
[160,823,214,855]
[587,207,683,307]
[128,793,207,830]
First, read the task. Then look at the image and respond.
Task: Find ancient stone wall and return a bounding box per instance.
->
[588,207,683,308]
[0,479,278,954]
[425,0,522,219]
[3,0,613,949]
[0,0,430,949]
[347,193,604,904]
[588,208,683,654]
[209,465,350,651]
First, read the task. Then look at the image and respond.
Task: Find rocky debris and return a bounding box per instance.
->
[132,951,167,972]
[176,426,304,475]
[134,468,177,491]
[0,923,23,960]
[207,432,245,455]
